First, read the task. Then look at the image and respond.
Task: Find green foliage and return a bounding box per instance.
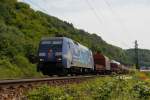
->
[126,49,150,66]
[27,76,150,100]
[13,55,42,77]
[15,2,30,10]
[0,59,22,79]
[0,0,16,4]
[27,85,73,100]
[132,81,150,99]
[0,0,149,79]
[0,56,42,79]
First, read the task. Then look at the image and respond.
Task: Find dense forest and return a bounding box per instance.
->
[126,49,150,67]
[0,0,149,78]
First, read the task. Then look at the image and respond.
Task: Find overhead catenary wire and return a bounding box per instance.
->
[84,0,103,24]
[103,0,127,32]
[102,0,131,48]
[84,0,119,47]
[91,0,105,21]
[86,0,131,49]
[27,0,50,14]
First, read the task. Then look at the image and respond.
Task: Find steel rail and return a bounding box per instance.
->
[0,76,95,87]
[0,75,97,100]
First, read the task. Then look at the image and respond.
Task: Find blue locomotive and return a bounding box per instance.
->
[37,37,94,75]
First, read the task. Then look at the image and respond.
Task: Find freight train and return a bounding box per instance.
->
[37,37,131,75]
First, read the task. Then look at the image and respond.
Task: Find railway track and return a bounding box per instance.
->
[0,75,97,100]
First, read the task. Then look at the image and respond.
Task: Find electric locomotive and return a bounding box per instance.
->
[37,37,94,75]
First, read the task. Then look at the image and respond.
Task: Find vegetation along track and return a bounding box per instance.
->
[0,75,98,100]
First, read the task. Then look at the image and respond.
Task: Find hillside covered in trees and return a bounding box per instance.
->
[0,0,149,78]
[126,49,150,67]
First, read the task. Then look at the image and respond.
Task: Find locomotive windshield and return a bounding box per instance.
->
[39,40,62,52]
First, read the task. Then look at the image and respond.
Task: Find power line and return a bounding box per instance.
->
[88,0,105,22]
[103,0,129,35]
[27,0,49,14]
[91,1,131,48]
[102,0,131,48]
[85,0,127,48]
[84,0,103,24]
[86,0,131,48]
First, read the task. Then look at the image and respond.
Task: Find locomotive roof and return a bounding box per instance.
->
[41,37,65,41]
[41,37,91,51]
[77,43,90,51]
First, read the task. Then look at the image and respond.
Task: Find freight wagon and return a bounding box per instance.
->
[93,53,111,74]
[110,60,122,74]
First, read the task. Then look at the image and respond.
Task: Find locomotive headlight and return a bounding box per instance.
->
[40,59,44,61]
[56,57,62,62]
[57,58,62,61]
[55,52,62,62]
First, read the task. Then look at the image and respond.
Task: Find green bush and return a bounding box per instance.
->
[0,55,42,79]
[13,54,43,78]
[27,85,73,100]
[0,59,23,79]
[27,77,150,100]
[132,81,150,99]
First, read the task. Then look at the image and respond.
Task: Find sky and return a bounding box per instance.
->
[19,0,150,49]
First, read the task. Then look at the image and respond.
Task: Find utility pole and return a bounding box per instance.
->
[135,40,139,70]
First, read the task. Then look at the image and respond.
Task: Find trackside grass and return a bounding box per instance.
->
[0,55,43,79]
[27,74,150,100]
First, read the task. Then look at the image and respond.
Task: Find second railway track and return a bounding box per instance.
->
[0,75,98,100]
